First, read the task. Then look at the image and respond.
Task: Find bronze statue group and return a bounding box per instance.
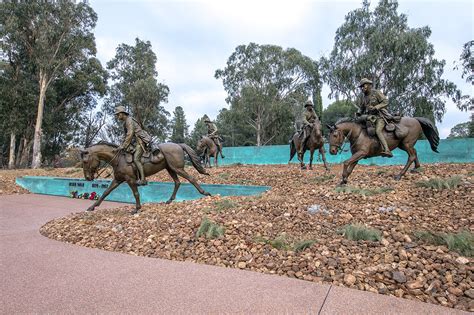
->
[81,78,439,213]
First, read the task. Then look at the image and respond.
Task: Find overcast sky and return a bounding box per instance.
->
[90,0,473,139]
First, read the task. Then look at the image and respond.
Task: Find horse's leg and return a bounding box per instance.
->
[309,149,315,170]
[126,180,141,214]
[395,144,417,180]
[174,167,211,196]
[340,151,367,186]
[411,148,421,171]
[298,147,306,170]
[87,179,122,211]
[165,168,180,204]
[319,146,330,171]
[214,151,218,168]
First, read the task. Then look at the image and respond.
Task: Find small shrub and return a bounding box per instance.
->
[415,176,462,190]
[338,224,382,241]
[413,231,445,245]
[335,186,393,196]
[217,172,230,180]
[213,199,237,212]
[444,231,473,257]
[312,174,335,183]
[196,217,225,239]
[415,230,473,257]
[256,234,290,250]
[268,235,290,250]
[293,240,317,252]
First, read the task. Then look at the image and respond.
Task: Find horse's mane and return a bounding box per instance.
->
[89,140,119,148]
[335,117,354,125]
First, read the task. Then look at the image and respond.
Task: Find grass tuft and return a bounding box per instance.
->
[415,230,473,257]
[415,176,462,190]
[338,224,382,241]
[293,239,317,252]
[311,174,335,183]
[196,217,225,239]
[335,186,393,196]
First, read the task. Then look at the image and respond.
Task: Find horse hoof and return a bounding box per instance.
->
[165,199,173,204]
[204,192,212,196]
[301,166,307,170]
[337,181,347,187]
[394,175,402,181]
[309,167,313,170]
[86,207,95,212]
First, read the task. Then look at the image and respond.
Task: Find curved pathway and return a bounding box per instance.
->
[0,194,467,314]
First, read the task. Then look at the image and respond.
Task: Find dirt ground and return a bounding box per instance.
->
[3,163,473,310]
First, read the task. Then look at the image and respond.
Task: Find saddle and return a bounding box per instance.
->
[356,114,403,138]
[123,147,161,164]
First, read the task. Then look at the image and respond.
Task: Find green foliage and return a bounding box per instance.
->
[311,174,335,183]
[215,43,321,146]
[104,38,170,142]
[448,122,473,138]
[170,106,189,143]
[0,1,106,167]
[415,176,462,190]
[255,235,316,252]
[320,0,461,122]
[204,199,237,213]
[338,224,382,241]
[188,116,208,147]
[293,240,317,252]
[322,100,357,128]
[335,186,393,196]
[196,217,225,239]
[414,230,473,257]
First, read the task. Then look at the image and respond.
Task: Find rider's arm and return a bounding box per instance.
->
[122,118,134,148]
[374,90,388,110]
[209,124,218,136]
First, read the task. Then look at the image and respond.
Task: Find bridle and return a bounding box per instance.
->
[332,128,353,154]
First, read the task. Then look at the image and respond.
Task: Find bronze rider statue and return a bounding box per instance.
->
[299,100,319,155]
[356,78,393,157]
[115,106,152,185]
[204,115,224,158]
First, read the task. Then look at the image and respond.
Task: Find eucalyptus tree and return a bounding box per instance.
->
[320,0,460,123]
[105,38,170,142]
[216,43,321,146]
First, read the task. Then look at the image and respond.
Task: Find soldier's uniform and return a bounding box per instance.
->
[115,106,152,185]
[204,115,224,158]
[299,100,319,154]
[356,78,392,157]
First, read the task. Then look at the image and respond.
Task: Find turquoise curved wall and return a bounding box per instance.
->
[215,139,474,165]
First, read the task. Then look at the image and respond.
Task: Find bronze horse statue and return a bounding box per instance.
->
[196,136,223,168]
[327,117,439,185]
[80,141,211,214]
[289,121,329,170]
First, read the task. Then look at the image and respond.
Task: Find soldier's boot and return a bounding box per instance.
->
[299,129,308,155]
[134,146,148,185]
[376,119,393,158]
[135,161,147,186]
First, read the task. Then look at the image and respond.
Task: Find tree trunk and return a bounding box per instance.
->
[20,138,32,168]
[256,116,261,147]
[8,132,16,169]
[15,137,24,168]
[31,71,48,169]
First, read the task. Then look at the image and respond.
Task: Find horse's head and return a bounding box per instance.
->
[327,124,344,155]
[196,136,206,153]
[80,149,100,181]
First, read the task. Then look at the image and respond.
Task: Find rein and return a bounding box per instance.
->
[95,149,120,179]
[336,129,353,154]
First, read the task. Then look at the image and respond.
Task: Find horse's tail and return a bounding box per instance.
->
[179,143,210,175]
[289,134,297,162]
[416,117,440,153]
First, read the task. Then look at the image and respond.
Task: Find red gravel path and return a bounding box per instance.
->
[0,194,467,314]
